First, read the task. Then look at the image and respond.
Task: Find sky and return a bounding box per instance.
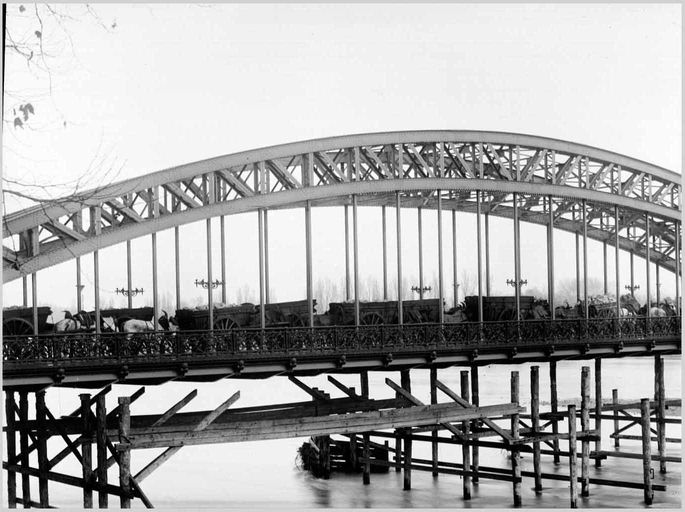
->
[2,3,682,315]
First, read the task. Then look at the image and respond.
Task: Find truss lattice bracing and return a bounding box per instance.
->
[2,131,681,282]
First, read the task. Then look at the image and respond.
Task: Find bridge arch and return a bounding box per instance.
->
[3,130,680,283]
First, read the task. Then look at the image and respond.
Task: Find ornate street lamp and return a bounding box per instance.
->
[411,285,432,296]
[115,287,144,297]
[195,279,224,289]
[506,279,528,290]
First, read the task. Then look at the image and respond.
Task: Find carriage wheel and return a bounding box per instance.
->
[288,314,306,327]
[361,313,385,325]
[3,318,34,336]
[214,317,238,330]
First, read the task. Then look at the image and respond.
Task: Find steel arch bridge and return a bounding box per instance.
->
[2,130,681,388]
[2,130,681,279]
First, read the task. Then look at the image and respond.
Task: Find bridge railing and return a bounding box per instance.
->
[2,317,681,366]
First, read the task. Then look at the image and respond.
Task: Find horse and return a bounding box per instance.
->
[444,307,468,323]
[120,311,178,333]
[619,294,641,316]
[529,303,549,320]
[54,311,86,332]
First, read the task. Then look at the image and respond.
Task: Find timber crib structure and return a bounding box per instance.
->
[2,355,681,508]
[2,130,682,507]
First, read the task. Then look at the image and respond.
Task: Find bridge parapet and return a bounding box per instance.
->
[3,317,681,388]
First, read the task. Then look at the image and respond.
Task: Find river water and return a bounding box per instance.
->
[4,355,681,508]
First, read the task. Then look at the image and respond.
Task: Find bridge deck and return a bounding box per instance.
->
[2,317,680,389]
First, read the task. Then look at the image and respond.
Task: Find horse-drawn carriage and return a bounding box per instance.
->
[324,298,443,325]
[462,296,541,321]
[2,306,54,335]
[175,299,314,330]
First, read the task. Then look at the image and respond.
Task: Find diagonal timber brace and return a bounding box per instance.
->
[133,390,237,483]
[434,378,514,442]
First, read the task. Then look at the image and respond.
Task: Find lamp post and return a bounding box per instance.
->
[115,287,144,298]
[194,279,224,289]
[506,279,528,290]
[625,284,640,297]
[411,285,432,299]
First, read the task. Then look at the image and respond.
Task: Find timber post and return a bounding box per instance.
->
[550,360,560,464]
[5,391,18,508]
[36,391,49,508]
[118,397,132,509]
[640,399,654,505]
[361,371,371,485]
[394,369,403,473]
[80,393,93,508]
[430,366,438,477]
[460,370,471,500]
[321,437,331,479]
[510,371,521,507]
[349,434,358,472]
[401,370,412,490]
[655,355,666,473]
[19,391,31,508]
[580,366,590,497]
[612,389,620,448]
[568,405,578,509]
[594,358,602,467]
[470,363,480,484]
[96,394,108,508]
[531,365,542,493]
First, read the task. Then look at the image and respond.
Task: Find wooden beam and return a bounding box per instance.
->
[641,399,654,505]
[361,371,370,485]
[288,376,330,401]
[460,371,472,500]
[384,378,465,440]
[150,390,198,427]
[96,395,108,508]
[4,391,18,508]
[326,376,361,399]
[434,378,513,442]
[580,367,590,497]
[80,394,93,508]
[511,372,522,507]
[48,387,145,470]
[19,392,31,507]
[36,391,50,508]
[2,463,139,499]
[118,397,132,509]
[125,402,524,449]
[133,391,240,483]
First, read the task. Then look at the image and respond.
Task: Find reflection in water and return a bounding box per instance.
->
[303,474,332,507]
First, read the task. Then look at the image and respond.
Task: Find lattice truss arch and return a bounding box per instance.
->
[2,131,681,283]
